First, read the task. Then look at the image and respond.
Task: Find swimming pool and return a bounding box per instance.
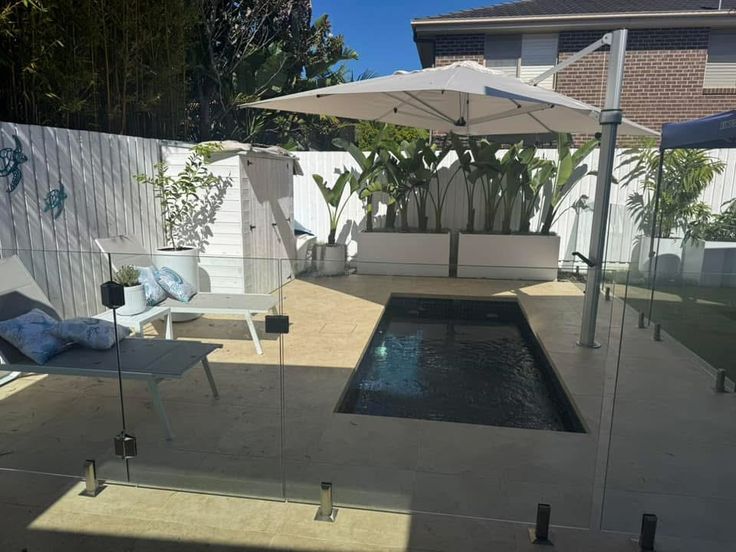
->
[337,296,584,433]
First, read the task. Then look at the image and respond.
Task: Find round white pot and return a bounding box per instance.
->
[153,246,200,322]
[118,284,147,316]
[314,243,346,276]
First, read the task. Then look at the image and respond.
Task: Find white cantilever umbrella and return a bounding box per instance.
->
[245,61,655,137]
[248,53,655,349]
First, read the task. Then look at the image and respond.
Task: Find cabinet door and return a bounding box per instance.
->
[240,166,255,294]
[244,153,296,292]
[272,157,296,285]
[243,155,277,293]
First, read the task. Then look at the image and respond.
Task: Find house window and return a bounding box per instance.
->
[704,30,736,89]
[484,33,558,89]
[484,34,521,78]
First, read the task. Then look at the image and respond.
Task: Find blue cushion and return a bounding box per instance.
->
[52,318,131,350]
[0,308,69,364]
[136,265,167,306]
[155,267,197,303]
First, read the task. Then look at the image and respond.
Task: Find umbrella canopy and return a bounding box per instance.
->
[661,110,736,150]
[246,61,655,137]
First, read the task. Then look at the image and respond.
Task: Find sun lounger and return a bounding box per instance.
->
[0,255,221,440]
[95,235,279,355]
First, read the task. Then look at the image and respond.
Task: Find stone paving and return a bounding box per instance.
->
[1,274,735,550]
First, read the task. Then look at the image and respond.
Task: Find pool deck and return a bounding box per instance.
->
[2,274,735,551]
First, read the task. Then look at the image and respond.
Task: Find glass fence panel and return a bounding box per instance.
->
[1,243,636,529]
[0,248,126,482]
[602,266,736,546]
[108,251,284,500]
[283,255,622,528]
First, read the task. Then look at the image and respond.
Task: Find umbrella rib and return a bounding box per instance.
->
[528,111,553,133]
[381,92,454,124]
[402,91,458,125]
[375,93,411,122]
[468,103,552,126]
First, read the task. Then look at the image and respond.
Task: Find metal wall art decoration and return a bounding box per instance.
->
[0,135,28,193]
[44,183,68,219]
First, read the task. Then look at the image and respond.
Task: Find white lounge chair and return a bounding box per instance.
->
[0,255,221,440]
[95,235,279,355]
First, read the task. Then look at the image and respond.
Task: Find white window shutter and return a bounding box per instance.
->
[705,30,736,89]
[485,34,522,78]
[520,33,558,89]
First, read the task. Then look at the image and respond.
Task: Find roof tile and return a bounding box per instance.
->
[416,0,736,21]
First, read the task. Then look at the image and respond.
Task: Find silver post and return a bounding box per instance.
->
[715,369,727,393]
[314,481,337,522]
[578,28,628,348]
[81,459,101,497]
[638,513,657,551]
[529,503,553,545]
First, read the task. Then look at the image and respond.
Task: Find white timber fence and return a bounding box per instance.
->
[3,119,736,320]
[0,121,164,318]
[293,148,736,267]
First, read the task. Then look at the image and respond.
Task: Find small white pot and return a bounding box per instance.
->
[118,284,147,316]
[313,243,346,276]
[154,246,200,322]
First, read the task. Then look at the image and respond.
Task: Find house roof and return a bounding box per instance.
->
[415,0,736,21]
[412,0,736,68]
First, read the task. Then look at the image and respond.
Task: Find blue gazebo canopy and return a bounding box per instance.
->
[661,110,736,150]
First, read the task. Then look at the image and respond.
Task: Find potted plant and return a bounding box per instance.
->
[539,133,599,236]
[618,142,725,277]
[137,143,222,317]
[114,265,146,316]
[681,199,736,285]
[354,137,451,277]
[451,135,478,233]
[311,169,359,275]
[333,137,384,232]
[457,137,592,282]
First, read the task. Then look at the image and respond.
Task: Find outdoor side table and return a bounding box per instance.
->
[95,306,173,340]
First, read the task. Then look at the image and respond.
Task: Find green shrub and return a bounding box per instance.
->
[113,265,140,287]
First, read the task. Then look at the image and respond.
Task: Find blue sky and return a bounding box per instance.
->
[312,1,501,77]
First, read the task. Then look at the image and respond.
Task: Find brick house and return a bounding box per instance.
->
[411,0,736,136]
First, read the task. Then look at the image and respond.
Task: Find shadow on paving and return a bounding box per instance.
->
[624,282,736,380]
[296,272,542,306]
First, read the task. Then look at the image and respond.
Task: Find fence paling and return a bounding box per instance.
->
[292,148,736,265]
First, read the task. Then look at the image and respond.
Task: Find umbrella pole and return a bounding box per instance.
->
[578,29,628,348]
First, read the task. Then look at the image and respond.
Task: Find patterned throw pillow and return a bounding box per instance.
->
[0,308,69,364]
[136,265,167,306]
[52,318,131,350]
[155,267,197,303]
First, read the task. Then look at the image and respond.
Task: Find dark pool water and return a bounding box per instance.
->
[337,296,584,432]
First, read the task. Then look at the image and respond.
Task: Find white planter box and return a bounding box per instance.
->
[457,233,560,281]
[356,231,450,277]
[637,236,683,277]
[637,236,736,286]
[682,239,736,287]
